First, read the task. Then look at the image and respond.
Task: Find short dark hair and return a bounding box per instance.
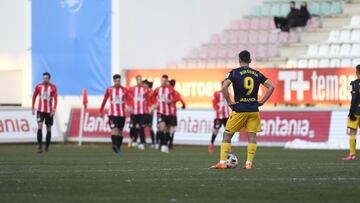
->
[356,64,360,72]
[290,1,295,5]
[238,50,251,63]
[143,80,154,88]
[162,74,169,80]
[113,74,121,80]
[136,75,142,79]
[169,79,176,87]
[43,72,51,78]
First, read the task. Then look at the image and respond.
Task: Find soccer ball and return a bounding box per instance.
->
[226,153,238,168]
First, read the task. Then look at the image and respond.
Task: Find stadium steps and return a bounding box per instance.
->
[277,15,354,60]
[300,28,337,43]
[177,0,358,68]
[277,29,332,59]
[343,2,360,15]
[279,44,309,58]
[255,57,287,68]
[265,1,359,66]
[321,15,351,28]
[261,1,359,65]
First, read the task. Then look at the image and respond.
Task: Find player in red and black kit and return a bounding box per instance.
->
[208,81,230,153]
[143,80,156,147]
[128,75,151,151]
[168,79,186,149]
[99,74,129,154]
[152,74,175,153]
[32,72,58,153]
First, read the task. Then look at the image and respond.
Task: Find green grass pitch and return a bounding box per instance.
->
[0,144,359,203]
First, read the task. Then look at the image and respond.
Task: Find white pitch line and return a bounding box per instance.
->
[143,177,360,182]
[0,167,206,174]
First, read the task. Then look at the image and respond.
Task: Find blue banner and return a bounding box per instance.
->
[32,0,111,95]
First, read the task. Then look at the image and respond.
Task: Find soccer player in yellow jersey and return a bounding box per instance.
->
[210,50,275,170]
[342,65,360,161]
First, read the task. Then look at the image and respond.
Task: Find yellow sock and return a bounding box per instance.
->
[247,143,257,163]
[220,142,231,161]
[350,135,356,155]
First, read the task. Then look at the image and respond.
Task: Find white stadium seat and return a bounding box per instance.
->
[351,44,360,57]
[307,45,318,57]
[340,44,352,56]
[329,59,341,68]
[348,16,360,28]
[351,30,360,43]
[353,58,360,67]
[329,44,340,56]
[297,59,308,68]
[318,44,329,57]
[308,59,319,68]
[328,30,340,42]
[340,30,351,43]
[341,59,352,67]
[286,59,297,68]
[319,59,330,68]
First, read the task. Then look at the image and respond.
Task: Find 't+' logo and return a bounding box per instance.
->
[278,71,310,101]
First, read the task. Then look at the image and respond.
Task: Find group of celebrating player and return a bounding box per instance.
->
[32,73,185,154]
[99,74,186,154]
[32,50,359,170]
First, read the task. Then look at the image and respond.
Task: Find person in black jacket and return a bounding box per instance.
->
[297,2,310,27]
[273,1,299,32]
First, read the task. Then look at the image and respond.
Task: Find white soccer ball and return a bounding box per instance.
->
[226,153,238,168]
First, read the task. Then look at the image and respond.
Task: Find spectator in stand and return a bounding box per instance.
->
[273,1,299,32]
[297,2,310,27]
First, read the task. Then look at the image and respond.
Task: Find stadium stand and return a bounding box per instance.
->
[180,0,360,69]
[288,14,360,68]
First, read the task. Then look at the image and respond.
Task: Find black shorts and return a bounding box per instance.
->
[108,116,126,129]
[214,118,228,130]
[130,114,146,127]
[143,114,153,126]
[169,116,178,126]
[157,113,172,126]
[37,111,54,126]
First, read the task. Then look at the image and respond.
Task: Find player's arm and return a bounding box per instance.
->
[222,70,237,109]
[167,88,175,104]
[142,88,149,106]
[258,79,275,106]
[212,94,219,111]
[32,86,40,115]
[99,89,110,116]
[124,88,132,113]
[144,88,151,104]
[177,92,186,109]
[128,87,134,101]
[349,82,357,121]
[51,85,58,116]
[222,79,236,108]
[126,88,134,105]
[146,89,154,112]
